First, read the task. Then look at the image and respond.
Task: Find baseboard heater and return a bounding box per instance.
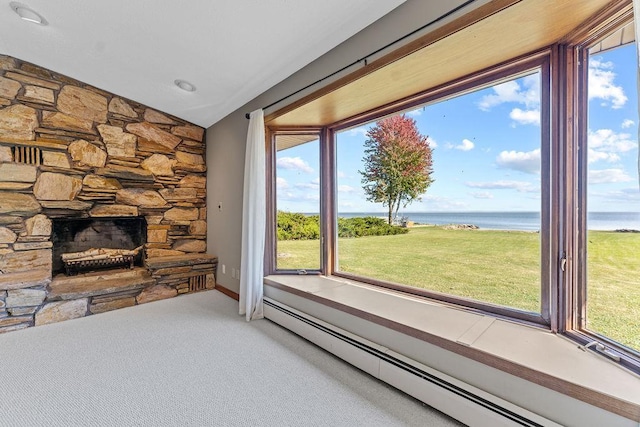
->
[264,298,560,427]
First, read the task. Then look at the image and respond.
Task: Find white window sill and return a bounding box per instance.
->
[264,274,640,422]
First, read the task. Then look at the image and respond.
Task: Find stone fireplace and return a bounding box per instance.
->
[0,55,216,333]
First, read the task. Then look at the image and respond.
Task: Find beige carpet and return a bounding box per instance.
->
[0,290,463,426]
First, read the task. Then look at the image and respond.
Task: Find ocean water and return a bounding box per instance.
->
[336,211,640,231]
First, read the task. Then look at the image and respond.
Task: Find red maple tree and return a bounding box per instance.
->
[360,114,434,224]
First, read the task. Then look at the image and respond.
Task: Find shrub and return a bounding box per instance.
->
[277,211,408,240]
[338,216,408,238]
[277,211,319,240]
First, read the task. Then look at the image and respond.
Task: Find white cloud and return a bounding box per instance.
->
[622,119,635,129]
[589,168,633,184]
[478,73,540,111]
[428,137,438,149]
[445,139,474,151]
[588,149,620,164]
[619,187,640,197]
[521,73,540,99]
[338,185,356,193]
[407,108,423,116]
[295,181,320,190]
[278,191,296,201]
[338,201,358,209]
[590,187,640,202]
[276,157,313,173]
[456,139,474,151]
[509,108,540,126]
[478,81,521,110]
[495,149,540,174]
[588,129,636,153]
[588,58,627,109]
[465,180,536,192]
[280,191,320,202]
[421,194,470,210]
[347,126,368,137]
[469,191,494,199]
[276,177,288,189]
[337,171,347,178]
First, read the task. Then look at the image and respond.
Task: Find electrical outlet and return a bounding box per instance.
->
[236,268,240,280]
[231,268,236,279]
[222,264,226,274]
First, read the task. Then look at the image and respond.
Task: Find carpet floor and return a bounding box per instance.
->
[0,290,463,426]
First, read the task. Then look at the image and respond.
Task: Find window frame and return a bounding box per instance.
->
[561,4,640,373]
[266,127,325,276]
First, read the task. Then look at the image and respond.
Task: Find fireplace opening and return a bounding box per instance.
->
[51,217,147,275]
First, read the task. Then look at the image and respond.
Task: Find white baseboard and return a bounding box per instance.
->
[264,297,561,427]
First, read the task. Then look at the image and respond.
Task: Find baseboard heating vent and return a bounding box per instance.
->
[264,298,560,427]
[189,274,207,292]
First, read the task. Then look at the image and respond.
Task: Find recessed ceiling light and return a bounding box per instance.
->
[174,79,196,92]
[10,2,48,26]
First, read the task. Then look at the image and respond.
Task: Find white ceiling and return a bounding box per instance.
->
[0,1,405,128]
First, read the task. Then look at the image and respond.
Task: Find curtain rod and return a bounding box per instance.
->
[245,0,478,120]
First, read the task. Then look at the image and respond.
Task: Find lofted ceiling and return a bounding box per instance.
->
[0,0,406,128]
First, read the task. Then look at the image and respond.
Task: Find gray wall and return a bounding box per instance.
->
[205,0,487,292]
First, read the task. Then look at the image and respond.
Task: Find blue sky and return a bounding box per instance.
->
[276,44,639,214]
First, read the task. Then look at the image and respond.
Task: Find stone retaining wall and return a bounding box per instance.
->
[0,55,208,333]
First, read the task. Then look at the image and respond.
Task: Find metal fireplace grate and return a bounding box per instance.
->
[64,255,135,276]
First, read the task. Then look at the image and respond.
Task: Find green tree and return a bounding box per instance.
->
[360,114,434,224]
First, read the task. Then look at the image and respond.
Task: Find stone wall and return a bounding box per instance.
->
[0,55,208,333]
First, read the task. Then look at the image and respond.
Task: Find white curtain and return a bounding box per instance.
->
[635,3,640,189]
[239,109,266,321]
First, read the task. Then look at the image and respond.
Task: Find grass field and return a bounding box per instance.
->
[277,226,640,351]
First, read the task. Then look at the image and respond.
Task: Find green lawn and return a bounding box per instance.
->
[586,230,640,350]
[277,226,640,351]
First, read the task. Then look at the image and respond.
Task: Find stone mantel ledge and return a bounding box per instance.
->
[145,253,218,268]
[0,270,51,291]
[48,268,155,301]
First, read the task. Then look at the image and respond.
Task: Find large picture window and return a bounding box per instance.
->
[333,65,550,321]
